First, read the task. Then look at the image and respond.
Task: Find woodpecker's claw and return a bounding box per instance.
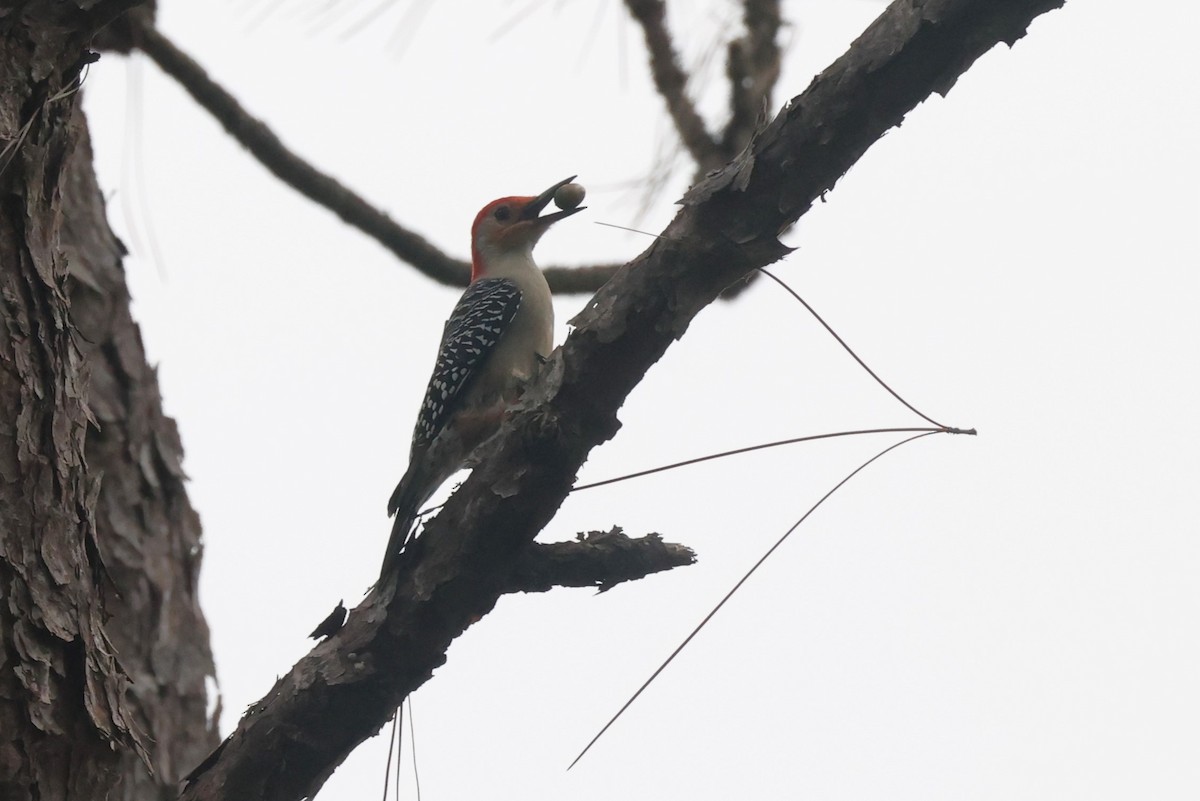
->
[521,175,584,224]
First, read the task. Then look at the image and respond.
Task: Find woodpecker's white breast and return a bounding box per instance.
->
[467,248,553,408]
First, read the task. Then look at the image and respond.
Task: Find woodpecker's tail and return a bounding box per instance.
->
[380,463,424,578]
[379,505,417,579]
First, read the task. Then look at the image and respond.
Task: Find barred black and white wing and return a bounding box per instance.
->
[411,277,522,452]
[382,278,522,565]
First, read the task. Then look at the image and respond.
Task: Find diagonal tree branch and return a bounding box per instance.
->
[178,2,1064,799]
[623,0,722,169]
[129,22,623,293]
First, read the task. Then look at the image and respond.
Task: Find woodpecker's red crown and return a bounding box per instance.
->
[470,176,583,281]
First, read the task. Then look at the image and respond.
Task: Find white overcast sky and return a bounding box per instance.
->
[81,1,1199,799]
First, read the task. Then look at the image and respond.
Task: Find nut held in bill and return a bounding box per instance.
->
[553,182,586,210]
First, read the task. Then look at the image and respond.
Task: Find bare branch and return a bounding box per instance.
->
[623,0,722,169]
[716,0,784,304]
[77,0,150,33]
[722,0,783,158]
[543,261,622,294]
[506,528,696,594]
[131,23,464,283]
[178,2,1064,798]
[130,22,622,294]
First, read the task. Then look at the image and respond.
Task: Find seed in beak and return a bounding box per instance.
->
[553,182,586,211]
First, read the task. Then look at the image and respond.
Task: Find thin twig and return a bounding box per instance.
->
[131,22,621,294]
[760,268,950,428]
[571,426,968,492]
[568,430,940,769]
[623,0,720,168]
[394,702,403,801]
[408,698,422,801]
[380,709,397,801]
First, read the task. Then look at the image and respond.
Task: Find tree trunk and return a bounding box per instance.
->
[1,4,217,798]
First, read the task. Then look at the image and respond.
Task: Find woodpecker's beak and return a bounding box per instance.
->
[519,175,585,226]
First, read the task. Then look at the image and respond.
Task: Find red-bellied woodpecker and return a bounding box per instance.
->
[381,176,584,576]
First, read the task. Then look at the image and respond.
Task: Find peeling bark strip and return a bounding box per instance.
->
[179,2,1064,799]
[0,6,147,800]
[2,3,216,800]
[61,112,221,796]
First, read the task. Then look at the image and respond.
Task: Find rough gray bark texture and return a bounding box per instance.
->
[0,17,139,801]
[1,3,217,799]
[63,109,220,797]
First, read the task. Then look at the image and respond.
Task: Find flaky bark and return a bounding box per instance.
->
[1,3,216,798]
[178,2,1065,799]
[62,110,220,796]
[1,9,140,799]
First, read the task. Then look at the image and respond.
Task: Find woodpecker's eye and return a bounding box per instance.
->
[493,206,511,222]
